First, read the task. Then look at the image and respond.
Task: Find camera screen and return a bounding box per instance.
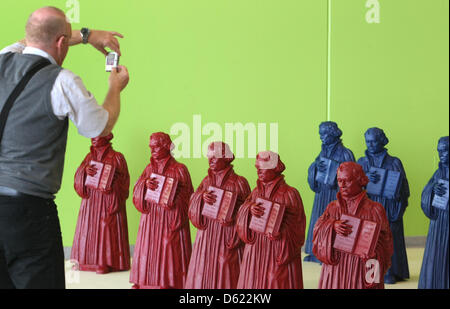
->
[107,54,116,65]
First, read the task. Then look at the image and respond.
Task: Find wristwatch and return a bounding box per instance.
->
[80,28,91,44]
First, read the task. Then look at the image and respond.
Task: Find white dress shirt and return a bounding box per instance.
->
[0,42,108,138]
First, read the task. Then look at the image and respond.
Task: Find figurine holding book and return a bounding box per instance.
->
[185,142,251,289]
[313,162,393,289]
[130,132,194,289]
[304,122,355,263]
[71,133,131,274]
[357,128,410,284]
[236,151,306,289]
[419,136,449,289]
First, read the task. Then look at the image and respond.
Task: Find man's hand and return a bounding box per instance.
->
[250,202,265,218]
[146,177,159,191]
[203,191,217,205]
[317,160,327,173]
[108,65,129,92]
[368,170,381,184]
[85,164,98,177]
[87,30,124,56]
[433,182,447,197]
[333,220,352,236]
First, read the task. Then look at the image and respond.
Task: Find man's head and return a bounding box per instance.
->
[255,151,285,183]
[437,136,449,166]
[337,162,369,199]
[365,127,389,155]
[25,7,72,66]
[207,141,234,172]
[319,121,342,146]
[149,132,173,160]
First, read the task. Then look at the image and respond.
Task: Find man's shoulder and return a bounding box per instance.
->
[0,42,25,55]
[57,68,81,83]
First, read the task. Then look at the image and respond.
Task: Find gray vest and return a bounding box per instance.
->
[0,52,68,199]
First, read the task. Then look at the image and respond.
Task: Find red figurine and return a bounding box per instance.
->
[71,133,131,274]
[130,132,194,289]
[236,151,306,289]
[185,142,251,289]
[313,162,393,289]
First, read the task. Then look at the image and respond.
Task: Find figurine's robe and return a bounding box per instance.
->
[358,150,410,280]
[71,145,131,271]
[185,166,251,289]
[313,191,393,289]
[305,141,355,258]
[236,176,306,289]
[418,163,449,289]
[130,156,193,289]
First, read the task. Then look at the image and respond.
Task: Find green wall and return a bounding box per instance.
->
[0,0,447,247]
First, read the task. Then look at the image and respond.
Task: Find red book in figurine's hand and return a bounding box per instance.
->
[333,214,380,258]
[85,161,116,191]
[145,173,178,207]
[202,186,237,223]
[249,198,285,237]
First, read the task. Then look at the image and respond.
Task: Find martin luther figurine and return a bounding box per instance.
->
[130,132,194,289]
[185,142,251,289]
[304,122,355,263]
[313,162,393,289]
[71,133,131,274]
[236,151,306,289]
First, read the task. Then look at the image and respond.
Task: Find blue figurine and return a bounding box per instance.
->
[418,136,449,289]
[357,128,410,284]
[304,121,355,263]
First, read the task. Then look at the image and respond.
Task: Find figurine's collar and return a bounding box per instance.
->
[322,139,341,149]
[257,175,285,200]
[151,155,172,174]
[208,165,233,187]
[90,143,112,161]
[337,190,367,216]
[365,148,388,168]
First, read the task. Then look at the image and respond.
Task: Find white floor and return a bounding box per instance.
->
[65,247,425,289]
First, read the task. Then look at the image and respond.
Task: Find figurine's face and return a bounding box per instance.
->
[438,143,449,165]
[337,168,363,199]
[319,127,338,145]
[365,133,384,154]
[257,168,278,183]
[150,139,171,160]
[208,156,229,172]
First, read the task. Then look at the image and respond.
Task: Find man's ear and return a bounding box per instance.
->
[56,35,66,49]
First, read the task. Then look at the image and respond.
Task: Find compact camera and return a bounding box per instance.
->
[105,52,120,72]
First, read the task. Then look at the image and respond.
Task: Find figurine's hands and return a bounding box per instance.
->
[433,182,447,197]
[88,30,124,56]
[203,191,217,205]
[333,220,352,236]
[317,160,327,172]
[250,202,265,218]
[146,177,159,191]
[368,171,381,184]
[85,164,98,177]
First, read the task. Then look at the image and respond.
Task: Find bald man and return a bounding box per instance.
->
[0,7,129,289]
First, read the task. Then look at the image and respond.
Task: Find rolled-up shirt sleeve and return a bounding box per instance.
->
[0,42,25,54]
[51,69,109,138]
